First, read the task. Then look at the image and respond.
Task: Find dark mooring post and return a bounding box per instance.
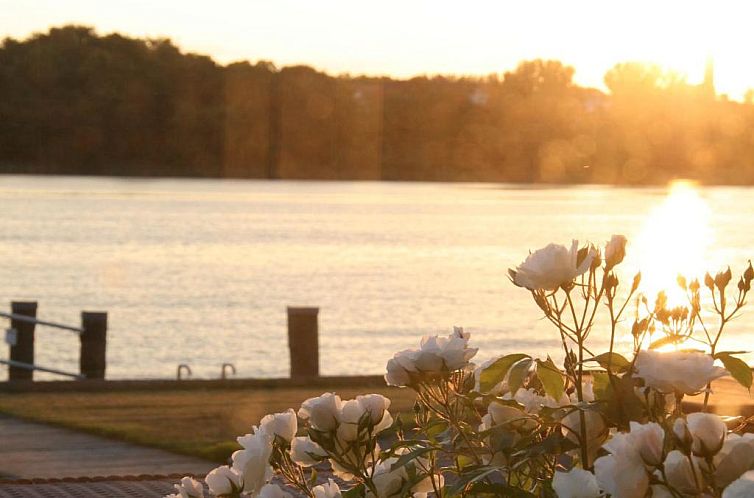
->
[8,301,38,381]
[287,307,319,378]
[80,311,107,380]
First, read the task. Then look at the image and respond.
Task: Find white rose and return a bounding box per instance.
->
[438,327,478,370]
[594,454,647,498]
[594,432,649,498]
[313,479,341,498]
[604,234,627,269]
[593,422,664,495]
[391,349,426,377]
[634,350,728,395]
[418,330,477,372]
[356,394,391,426]
[336,399,364,441]
[712,434,754,487]
[231,431,273,496]
[561,408,607,467]
[172,476,204,498]
[204,465,241,497]
[298,392,342,432]
[505,387,568,414]
[627,421,664,466]
[336,395,393,441]
[552,467,601,498]
[687,412,727,456]
[290,436,327,467]
[409,348,444,372]
[568,380,595,403]
[510,388,547,414]
[723,470,754,498]
[664,450,703,495]
[385,357,412,387]
[673,417,693,447]
[387,329,477,382]
[365,451,442,498]
[509,240,595,291]
[488,401,538,432]
[237,428,269,449]
[259,409,298,443]
[368,460,405,498]
[258,483,293,498]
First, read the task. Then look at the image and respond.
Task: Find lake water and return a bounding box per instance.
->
[0,176,752,380]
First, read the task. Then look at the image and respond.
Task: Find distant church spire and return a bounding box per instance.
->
[702,55,715,97]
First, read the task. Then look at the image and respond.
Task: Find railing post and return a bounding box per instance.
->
[287,307,319,378]
[80,311,107,380]
[8,301,37,381]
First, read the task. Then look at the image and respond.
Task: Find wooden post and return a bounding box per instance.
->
[287,307,319,378]
[80,311,107,380]
[8,301,37,381]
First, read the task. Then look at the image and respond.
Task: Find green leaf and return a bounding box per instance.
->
[715,350,750,356]
[389,446,436,472]
[508,358,534,393]
[586,352,631,372]
[456,454,474,470]
[308,467,318,486]
[591,371,610,400]
[479,353,530,392]
[716,352,752,391]
[341,483,365,498]
[608,372,645,427]
[445,467,501,497]
[424,419,448,438]
[516,430,577,459]
[536,356,564,401]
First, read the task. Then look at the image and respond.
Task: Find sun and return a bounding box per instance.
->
[632,180,715,307]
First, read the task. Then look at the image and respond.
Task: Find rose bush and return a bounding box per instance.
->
[168,235,754,497]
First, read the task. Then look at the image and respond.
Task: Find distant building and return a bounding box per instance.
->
[701,56,715,98]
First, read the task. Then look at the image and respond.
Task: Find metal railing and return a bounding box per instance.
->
[2,301,107,382]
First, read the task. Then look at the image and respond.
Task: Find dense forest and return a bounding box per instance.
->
[2,26,754,184]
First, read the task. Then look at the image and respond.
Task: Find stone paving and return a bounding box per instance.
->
[0,415,215,480]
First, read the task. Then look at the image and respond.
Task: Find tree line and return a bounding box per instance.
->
[2,26,754,184]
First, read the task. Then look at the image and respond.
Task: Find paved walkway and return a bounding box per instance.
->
[0,415,216,479]
[0,477,183,498]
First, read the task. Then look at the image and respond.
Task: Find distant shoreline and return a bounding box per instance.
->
[0,171,744,189]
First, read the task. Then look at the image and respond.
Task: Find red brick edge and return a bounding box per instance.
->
[0,473,202,485]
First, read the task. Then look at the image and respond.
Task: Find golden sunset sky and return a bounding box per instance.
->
[3,0,754,99]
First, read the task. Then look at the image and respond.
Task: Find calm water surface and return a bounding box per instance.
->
[0,176,752,379]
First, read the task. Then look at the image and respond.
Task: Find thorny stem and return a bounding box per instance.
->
[686,452,703,495]
[552,293,578,387]
[566,290,591,469]
[276,448,314,498]
[418,383,482,466]
[703,295,745,411]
